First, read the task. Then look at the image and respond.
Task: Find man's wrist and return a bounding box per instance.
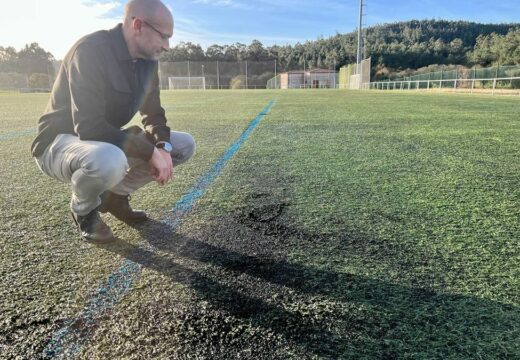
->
[156,141,172,153]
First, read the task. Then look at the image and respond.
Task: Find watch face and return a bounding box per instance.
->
[158,142,173,152]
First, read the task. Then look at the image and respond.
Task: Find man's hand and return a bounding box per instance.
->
[148,147,174,185]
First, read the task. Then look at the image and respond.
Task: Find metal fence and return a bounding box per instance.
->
[368,64,520,95]
[0,62,57,92]
[367,77,520,95]
[388,65,520,82]
[0,72,54,92]
[159,60,277,90]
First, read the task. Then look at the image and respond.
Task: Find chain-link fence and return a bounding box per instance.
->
[0,61,58,92]
[159,60,277,90]
[0,71,54,92]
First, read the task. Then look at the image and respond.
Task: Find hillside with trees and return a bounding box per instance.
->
[471,28,520,66]
[160,20,519,80]
[0,43,55,90]
[1,19,519,89]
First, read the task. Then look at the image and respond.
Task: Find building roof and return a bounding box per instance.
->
[309,68,337,73]
[283,68,337,75]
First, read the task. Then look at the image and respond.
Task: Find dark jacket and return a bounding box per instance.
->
[31,24,170,161]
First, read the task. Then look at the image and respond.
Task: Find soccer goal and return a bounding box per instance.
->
[168,77,206,90]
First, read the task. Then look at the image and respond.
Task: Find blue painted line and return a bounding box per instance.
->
[43,99,276,359]
[165,99,276,226]
[0,128,35,141]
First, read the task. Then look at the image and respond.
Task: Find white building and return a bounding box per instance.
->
[279,69,337,89]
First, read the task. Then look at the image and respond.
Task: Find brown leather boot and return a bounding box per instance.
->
[99,191,148,224]
[71,208,114,242]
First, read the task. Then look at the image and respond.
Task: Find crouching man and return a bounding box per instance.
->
[31,0,195,242]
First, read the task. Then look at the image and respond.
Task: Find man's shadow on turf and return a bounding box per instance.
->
[98,218,519,358]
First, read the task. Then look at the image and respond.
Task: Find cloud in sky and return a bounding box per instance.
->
[172,14,307,48]
[192,0,237,7]
[0,0,122,59]
[2,0,520,60]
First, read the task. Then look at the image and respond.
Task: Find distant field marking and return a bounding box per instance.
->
[0,128,35,141]
[43,99,277,359]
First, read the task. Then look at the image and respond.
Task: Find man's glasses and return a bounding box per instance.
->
[132,17,170,41]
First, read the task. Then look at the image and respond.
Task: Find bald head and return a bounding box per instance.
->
[122,0,174,60]
[124,0,173,29]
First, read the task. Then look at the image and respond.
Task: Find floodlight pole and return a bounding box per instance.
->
[356,0,364,67]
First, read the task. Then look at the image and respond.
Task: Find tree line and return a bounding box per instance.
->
[471,28,520,66]
[0,43,55,89]
[159,20,518,80]
[2,19,519,89]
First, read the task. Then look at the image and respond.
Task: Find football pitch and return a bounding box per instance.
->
[1,90,519,359]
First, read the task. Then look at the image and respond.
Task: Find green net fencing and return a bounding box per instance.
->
[338,58,371,89]
[339,64,354,89]
[266,74,281,89]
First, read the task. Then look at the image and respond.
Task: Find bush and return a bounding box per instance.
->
[505,69,520,89]
[249,72,274,88]
[229,75,246,89]
[28,73,51,89]
[0,72,27,89]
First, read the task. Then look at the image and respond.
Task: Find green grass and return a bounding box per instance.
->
[1,90,519,359]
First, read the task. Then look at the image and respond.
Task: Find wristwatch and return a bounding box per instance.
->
[156,141,173,153]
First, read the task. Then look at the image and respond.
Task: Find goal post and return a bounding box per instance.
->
[168,77,206,90]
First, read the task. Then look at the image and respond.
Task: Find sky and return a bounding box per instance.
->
[1,0,519,60]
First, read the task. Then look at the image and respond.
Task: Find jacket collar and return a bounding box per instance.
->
[109,23,133,61]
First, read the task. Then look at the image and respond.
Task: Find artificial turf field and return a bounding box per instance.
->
[0,89,519,359]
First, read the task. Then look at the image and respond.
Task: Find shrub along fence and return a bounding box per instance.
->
[0,72,53,92]
[159,60,277,90]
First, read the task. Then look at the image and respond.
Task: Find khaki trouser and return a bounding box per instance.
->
[35,131,196,216]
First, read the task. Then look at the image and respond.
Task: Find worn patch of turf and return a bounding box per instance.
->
[1,90,519,359]
[0,90,273,359]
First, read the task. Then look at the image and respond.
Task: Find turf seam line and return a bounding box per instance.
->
[43,99,276,359]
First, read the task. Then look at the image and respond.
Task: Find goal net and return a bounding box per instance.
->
[168,77,206,90]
